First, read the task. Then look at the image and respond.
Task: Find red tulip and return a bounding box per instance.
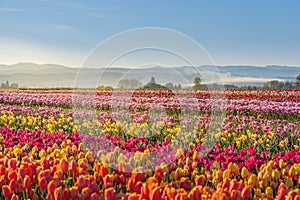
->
[54,186,63,200]
[103,174,114,188]
[9,179,17,192]
[100,166,108,178]
[8,170,18,181]
[8,158,17,170]
[189,187,202,200]
[150,187,161,200]
[48,180,56,194]
[38,177,47,190]
[76,176,87,190]
[241,186,251,199]
[59,158,69,173]
[231,190,241,200]
[69,186,79,199]
[11,193,19,200]
[23,175,32,190]
[105,187,115,200]
[2,185,12,198]
[91,193,100,200]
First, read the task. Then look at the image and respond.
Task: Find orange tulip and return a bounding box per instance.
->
[279,159,285,169]
[212,191,229,200]
[265,187,273,197]
[147,176,159,192]
[82,187,92,200]
[54,169,64,181]
[195,175,206,186]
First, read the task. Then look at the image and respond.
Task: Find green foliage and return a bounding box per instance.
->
[193,77,201,90]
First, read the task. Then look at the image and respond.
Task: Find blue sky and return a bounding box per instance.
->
[0,0,300,67]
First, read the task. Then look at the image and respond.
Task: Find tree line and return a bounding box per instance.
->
[115,74,300,91]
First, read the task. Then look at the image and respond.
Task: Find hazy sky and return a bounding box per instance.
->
[0,0,300,67]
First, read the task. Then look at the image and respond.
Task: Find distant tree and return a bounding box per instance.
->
[263,80,296,90]
[178,84,182,90]
[165,82,174,90]
[283,81,294,90]
[10,83,18,88]
[263,80,280,90]
[117,78,142,89]
[193,77,201,90]
[149,77,156,84]
[296,74,300,89]
[143,77,168,90]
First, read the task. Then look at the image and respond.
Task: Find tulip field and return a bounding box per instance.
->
[0,89,299,200]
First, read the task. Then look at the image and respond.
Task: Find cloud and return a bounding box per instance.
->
[0,7,24,12]
[49,24,73,30]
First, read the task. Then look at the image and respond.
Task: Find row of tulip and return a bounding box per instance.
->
[0,90,299,115]
[0,105,298,156]
[0,133,300,199]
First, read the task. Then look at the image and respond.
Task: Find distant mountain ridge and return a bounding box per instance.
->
[0,62,299,88]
